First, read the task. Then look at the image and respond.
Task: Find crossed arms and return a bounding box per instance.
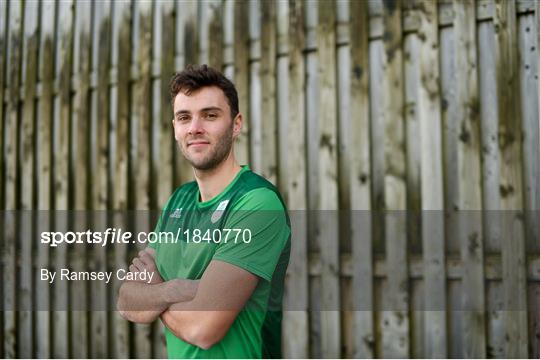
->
[117,248,259,350]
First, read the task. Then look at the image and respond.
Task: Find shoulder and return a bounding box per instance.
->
[232,187,286,211]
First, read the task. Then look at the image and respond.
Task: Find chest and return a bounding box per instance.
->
[155,204,229,280]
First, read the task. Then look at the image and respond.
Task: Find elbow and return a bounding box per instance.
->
[185,323,223,350]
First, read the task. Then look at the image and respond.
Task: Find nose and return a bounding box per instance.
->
[188,116,205,135]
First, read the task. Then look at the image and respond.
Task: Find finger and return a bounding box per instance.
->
[129,265,138,273]
[132,258,144,271]
[144,247,156,258]
[139,251,154,266]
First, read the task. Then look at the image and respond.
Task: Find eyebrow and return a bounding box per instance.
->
[174,107,223,117]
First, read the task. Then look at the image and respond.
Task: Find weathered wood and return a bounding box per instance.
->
[418,1,447,357]
[134,1,153,357]
[111,1,132,358]
[90,1,110,357]
[207,0,223,71]
[349,0,374,357]
[3,1,22,357]
[223,0,234,80]
[158,0,174,216]
[52,1,73,357]
[233,0,250,166]
[71,0,91,357]
[316,1,340,357]
[304,2,321,356]
[281,1,308,358]
[18,0,38,356]
[174,0,197,184]
[248,1,262,174]
[276,0,288,195]
[520,8,540,255]
[0,0,6,215]
[453,0,486,357]
[36,1,55,357]
[260,0,277,184]
[404,30,424,357]
[493,0,528,357]
[0,1,7,354]
[380,0,409,357]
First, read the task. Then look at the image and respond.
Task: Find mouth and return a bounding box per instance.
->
[187,140,210,148]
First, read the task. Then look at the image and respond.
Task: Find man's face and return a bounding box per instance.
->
[172,86,241,171]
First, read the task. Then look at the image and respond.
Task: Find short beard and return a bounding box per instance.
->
[181,125,234,171]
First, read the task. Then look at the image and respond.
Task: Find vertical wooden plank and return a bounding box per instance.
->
[90,1,110,357]
[305,2,320,356]
[317,1,340,357]
[380,0,409,357]
[111,1,131,358]
[36,1,55,357]
[417,1,446,357]
[453,0,486,357]
[537,1,540,204]
[18,1,38,357]
[153,1,174,357]
[3,1,21,357]
[404,29,423,359]
[222,0,234,79]
[493,1,528,357]
[0,0,6,215]
[71,0,91,357]
[174,0,197,184]
[0,1,7,355]
[233,0,250,166]
[525,8,540,357]
[207,0,223,71]
[157,0,174,224]
[281,0,308,358]
[276,0,288,195]
[478,18,505,358]
[248,1,262,173]
[134,1,153,357]
[260,0,277,184]
[519,11,540,254]
[53,1,73,357]
[349,0,374,357]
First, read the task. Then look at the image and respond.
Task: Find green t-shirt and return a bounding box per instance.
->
[150,165,291,358]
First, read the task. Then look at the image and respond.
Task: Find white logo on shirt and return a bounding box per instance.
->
[211,200,229,223]
[170,208,182,218]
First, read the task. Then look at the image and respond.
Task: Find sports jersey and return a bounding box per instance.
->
[150,165,291,358]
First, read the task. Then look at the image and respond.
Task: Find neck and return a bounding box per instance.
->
[194,152,242,202]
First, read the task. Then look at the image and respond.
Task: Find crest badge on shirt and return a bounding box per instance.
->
[170,208,182,218]
[211,200,229,224]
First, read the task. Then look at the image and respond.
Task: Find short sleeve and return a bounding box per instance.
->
[212,188,290,282]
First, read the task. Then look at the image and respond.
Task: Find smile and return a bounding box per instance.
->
[188,141,210,147]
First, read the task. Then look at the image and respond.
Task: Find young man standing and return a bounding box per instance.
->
[117,65,291,358]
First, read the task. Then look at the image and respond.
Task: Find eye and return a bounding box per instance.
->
[176,115,190,123]
[205,112,218,119]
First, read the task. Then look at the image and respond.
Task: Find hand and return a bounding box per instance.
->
[128,248,163,284]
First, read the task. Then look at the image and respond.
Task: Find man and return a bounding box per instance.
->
[117,64,291,359]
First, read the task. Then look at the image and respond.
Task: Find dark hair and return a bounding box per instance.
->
[169,64,239,119]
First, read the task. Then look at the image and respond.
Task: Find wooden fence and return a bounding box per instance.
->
[1,0,539,358]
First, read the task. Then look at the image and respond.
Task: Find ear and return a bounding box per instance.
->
[172,118,179,141]
[233,113,243,138]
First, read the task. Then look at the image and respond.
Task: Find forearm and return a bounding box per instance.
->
[160,302,233,349]
[118,279,199,324]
